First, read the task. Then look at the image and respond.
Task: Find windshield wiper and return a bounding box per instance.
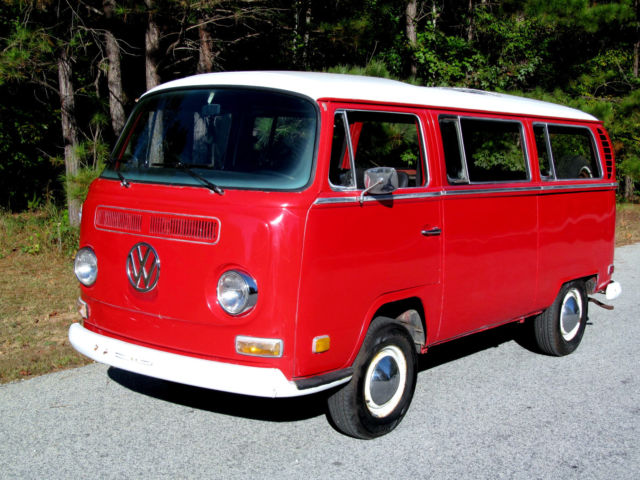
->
[107,157,130,188]
[175,162,224,195]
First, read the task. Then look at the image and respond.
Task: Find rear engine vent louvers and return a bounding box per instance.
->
[597,128,614,179]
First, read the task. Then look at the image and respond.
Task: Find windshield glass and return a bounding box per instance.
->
[103,88,318,190]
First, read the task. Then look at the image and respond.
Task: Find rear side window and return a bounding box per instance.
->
[533,124,601,179]
[438,116,528,184]
[330,110,425,189]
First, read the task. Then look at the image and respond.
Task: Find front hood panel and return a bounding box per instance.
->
[79,179,306,362]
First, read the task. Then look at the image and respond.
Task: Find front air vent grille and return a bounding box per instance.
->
[95,206,220,244]
[149,214,219,243]
[95,207,142,232]
[597,128,614,179]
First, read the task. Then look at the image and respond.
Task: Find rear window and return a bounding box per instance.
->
[533,124,601,179]
[439,116,528,184]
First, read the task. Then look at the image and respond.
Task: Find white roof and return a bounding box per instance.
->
[145,71,598,122]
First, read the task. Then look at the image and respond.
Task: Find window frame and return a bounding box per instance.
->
[533,122,602,181]
[438,114,531,185]
[328,108,429,191]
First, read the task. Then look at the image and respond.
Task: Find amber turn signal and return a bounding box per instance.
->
[312,335,330,353]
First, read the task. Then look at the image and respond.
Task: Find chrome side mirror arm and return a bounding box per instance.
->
[359,167,399,206]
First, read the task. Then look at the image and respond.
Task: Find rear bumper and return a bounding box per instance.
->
[605,280,621,300]
[69,323,350,398]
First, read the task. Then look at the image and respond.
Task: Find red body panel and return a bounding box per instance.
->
[77,98,616,386]
[80,181,314,378]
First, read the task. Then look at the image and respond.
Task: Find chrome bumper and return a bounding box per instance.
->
[68,323,350,398]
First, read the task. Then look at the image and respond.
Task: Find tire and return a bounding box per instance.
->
[327,318,418,439]
[534,281,588,356]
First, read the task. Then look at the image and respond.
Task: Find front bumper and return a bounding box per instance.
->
[69,323,350,398]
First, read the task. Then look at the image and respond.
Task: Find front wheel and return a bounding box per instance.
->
[534,281,588,356]
[327,318,417,439]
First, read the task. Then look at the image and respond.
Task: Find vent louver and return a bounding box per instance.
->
[149,214,218,243]
[597,128,614,179]
[95,207,142,232]
[95,206,220,244]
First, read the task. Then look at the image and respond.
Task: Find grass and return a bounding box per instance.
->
[1,202,639,384]
[615,202,640,246]
[0,209,90,383]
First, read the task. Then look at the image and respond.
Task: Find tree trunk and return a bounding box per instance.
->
[406,0,418,76]
[292,1,311,68]
[624,175,635,201]
[104,0,125,135]
[57,49,81,226]
[467,0,474,42]
[105,31,126,134]
[635,0,639,77]
[197,24,215,73]
[302,2,311,68]
[145,0,161,90]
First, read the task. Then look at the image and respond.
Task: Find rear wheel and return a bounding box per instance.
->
[327,318,417,439]
[534,281,588,356]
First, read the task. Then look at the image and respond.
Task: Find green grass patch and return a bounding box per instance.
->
[0,206,90,383]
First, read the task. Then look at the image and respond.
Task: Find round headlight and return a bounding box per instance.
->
[217,270,258,315]
[74,247,98,286]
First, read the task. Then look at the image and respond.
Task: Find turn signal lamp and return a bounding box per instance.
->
[236,336,283,357]
[312,335,330,353]
[77,297,89,320]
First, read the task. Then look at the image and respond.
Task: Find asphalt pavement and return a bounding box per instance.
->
[1,243,639,479]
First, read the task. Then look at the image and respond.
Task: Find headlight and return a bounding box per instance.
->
[217,270,258,315]
[74,247,98,286]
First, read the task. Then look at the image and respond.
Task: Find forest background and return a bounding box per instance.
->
[1,0,639,219]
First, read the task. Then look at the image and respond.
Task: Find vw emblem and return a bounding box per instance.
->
[126,243,160,292]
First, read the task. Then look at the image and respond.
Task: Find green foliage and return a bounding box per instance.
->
[0,202,79,258]
[0,0,639,208]
[0,23,54,84]
[327,59,396,79]
[64,165,103,205]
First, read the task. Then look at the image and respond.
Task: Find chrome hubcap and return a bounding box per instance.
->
[364,345,407,418]
[560,288,582,341]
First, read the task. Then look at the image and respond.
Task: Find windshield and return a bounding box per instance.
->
[103,88,318,190]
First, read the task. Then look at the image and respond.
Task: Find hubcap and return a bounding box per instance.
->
[560,288,582,341]
[364,345,407,418]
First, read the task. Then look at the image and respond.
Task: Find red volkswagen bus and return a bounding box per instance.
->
[70,72,621,438]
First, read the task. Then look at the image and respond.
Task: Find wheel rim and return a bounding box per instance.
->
[364,345,407,418]
[560,288,582,341]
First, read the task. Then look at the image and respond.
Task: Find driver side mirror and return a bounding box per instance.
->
[360,167,398,205]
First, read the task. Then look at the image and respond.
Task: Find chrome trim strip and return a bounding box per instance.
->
[444,182,617,196]
[539,182,618,191]
[314,191,443,205]
[313,182,617,205]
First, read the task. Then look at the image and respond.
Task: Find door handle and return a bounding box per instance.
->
[421,227,442,237]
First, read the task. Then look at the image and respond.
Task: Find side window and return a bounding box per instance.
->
[329,110,424,189]
[439,117,467,184]
[329,112,353,188]
[533,124,553,179]
[460,118,528,182]
[548,125,601,179]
